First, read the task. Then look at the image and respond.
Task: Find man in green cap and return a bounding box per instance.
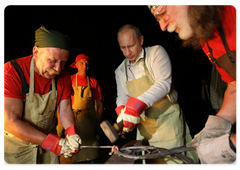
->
[4,26,81,164]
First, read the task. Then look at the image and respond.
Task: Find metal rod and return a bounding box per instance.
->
[79,146,114,149]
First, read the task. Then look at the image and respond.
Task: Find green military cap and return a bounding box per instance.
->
[35,26,70,51]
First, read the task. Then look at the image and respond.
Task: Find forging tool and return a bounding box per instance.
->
[100,120,123,143]
[112,145,196,164]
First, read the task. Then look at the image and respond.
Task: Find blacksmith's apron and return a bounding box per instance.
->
[60,75,98,163]
[4,57,59,164]
[125,53,198,164]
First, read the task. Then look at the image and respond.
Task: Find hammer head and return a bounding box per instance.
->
[100,120,119,143]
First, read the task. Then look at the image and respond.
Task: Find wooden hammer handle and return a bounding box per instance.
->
[113,120,124,132]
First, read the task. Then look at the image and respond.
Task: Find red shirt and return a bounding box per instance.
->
[4,55,73,105]
[71,73,103,105]
[202,6,236,83]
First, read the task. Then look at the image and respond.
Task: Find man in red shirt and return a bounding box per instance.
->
[4,26,81,164]
[59,54,104,164]
[148,6,236,163]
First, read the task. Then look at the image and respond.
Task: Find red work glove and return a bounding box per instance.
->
[65,125,82,155]
[115,105,124,116]
[117,97,147,132]
[42,133,72,158]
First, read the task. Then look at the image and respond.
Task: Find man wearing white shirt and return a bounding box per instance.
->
[115,24,198,164]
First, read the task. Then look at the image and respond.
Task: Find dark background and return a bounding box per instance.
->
[4,5,215,162]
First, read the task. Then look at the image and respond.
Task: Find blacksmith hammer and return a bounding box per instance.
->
[100,120,123,143]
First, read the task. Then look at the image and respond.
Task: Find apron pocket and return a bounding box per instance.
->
[37,110,55,130]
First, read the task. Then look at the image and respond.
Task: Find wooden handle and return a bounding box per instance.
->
[113,120,124,132]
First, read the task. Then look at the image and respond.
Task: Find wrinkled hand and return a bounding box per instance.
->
[195,133,236,164]
[42,133,73,158]
[116,97,147,132]
[65,125,82,155]
[187,115,232,148]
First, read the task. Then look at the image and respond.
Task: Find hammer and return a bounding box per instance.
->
[100,120,123,143]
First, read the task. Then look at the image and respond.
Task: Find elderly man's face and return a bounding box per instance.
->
[154,5,193,40]
[118,29,143,63]
[33,47,69,79]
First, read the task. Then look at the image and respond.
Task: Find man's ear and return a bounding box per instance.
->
[140,35,144,45]
[32,46,39,57]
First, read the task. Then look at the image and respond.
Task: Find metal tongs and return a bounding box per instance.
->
[112,145,196,164]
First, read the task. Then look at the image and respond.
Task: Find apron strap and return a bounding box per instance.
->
[75,74,92,97]
[10,60,28,120]
[206,41,221,67]
[51,77,57,99]
[29,57,57,100]
[218,23,235,63]
[125,48,154,83]
[10,60,29,96]
[125,59,128,81]
[124,48,170,102]
[142,49,154,83]
[29,57,35,101]
[87,76,91,91]
[75,73,78,87]
[87,76,93,98]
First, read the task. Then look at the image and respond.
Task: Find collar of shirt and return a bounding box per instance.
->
[126,48,144,80]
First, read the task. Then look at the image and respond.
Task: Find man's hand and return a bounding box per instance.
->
[65,125,82,155]
[116,97,147,132]
[42,133,73,158]
[187,116,236,163]
[195,133,236,164]
[187,115,232,148]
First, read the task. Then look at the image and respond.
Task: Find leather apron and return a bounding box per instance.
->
[60,74,98,164]
[4,57,59,164]
[125,50,198,164]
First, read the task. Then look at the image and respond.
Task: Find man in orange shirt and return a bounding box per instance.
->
[59,54,104,164]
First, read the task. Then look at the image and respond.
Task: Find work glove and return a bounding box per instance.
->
[187,115,232,147]
[42,133,73,158]
[65,125,82,155]
[195,133,236,164]
[117,97,147,132]
[115,105,124,116]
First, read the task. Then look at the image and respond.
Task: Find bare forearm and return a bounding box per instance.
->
[60,113,75,130]
[5,119,47,145]
[217,81,236,150]
[4,97,47,146]
[216,81,236,124]
[59,98,75,129]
